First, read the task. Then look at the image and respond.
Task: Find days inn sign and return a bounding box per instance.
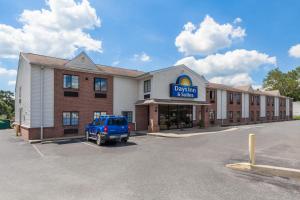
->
[169,74,198,98]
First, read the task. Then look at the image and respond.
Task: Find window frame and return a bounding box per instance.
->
[93,111,107,119]
[122,111,133,123]
[94,77,108,93]
[144,80,151,93]
[229,93,234,104]
[236,93,241,105]
[62,111,79,126]
[63,75,79,89]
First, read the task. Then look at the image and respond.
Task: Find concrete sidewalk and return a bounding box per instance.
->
[147,126,238,138]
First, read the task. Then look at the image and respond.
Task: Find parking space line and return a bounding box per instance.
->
[32,144,45,157]
[81,141,100,149]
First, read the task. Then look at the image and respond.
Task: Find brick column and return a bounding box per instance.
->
[148,104,160,132]
[201,105,210,128]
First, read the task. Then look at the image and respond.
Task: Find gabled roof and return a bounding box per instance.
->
[207,82,288,98]
[65,51,98,70]
[234,85,254,92]
[21,52,145,77]
[137,64,208,83]
[207,83,244,92]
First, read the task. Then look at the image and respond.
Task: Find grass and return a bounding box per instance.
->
[293,116,300,120]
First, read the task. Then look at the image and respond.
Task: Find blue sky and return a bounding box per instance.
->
[1,0,300,92]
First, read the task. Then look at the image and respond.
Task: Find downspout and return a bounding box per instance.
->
[221,90,223,126]
[40,66,44,141]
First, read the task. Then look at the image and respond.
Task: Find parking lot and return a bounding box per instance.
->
[0,120,300,200]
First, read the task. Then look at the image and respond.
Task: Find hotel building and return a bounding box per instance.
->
[15,52,293,140]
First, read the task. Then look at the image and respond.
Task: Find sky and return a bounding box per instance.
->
[1,0,300,92]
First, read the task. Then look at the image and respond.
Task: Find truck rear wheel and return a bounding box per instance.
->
[96,133,104,146]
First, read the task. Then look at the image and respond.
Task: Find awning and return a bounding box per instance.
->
[135,99,210,106]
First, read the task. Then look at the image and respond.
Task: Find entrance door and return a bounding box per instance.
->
[158,105,193,130]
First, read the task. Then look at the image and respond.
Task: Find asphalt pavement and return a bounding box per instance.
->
[0,120,300,200]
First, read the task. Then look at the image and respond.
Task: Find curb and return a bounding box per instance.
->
[226,162,300,180]
[147,127,238,138]
[29,135,85,144]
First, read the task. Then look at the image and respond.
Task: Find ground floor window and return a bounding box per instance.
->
[63,112,79,126]
[122,111,133,123]
[236,111,241,122]
[159,105,193,130]
[94,111,107,119]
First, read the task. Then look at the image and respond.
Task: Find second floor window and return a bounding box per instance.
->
[229,93,233,104]
[94,78,107,92]
[64,75,79,89]
[144,80,151,93]
[256,96,260,105]
[251,95,255,105]
[236,93,241,105]
[209,90,215,102]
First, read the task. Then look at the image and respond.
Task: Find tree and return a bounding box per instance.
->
[263,67,300,101]
[0,90,14,119]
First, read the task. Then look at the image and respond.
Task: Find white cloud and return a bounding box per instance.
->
[8,80,16,86]
[233,17,242,24]
[209,73,252,86]
[112,61,120,66]
[0,67,17,76]
[175,15,246,56]
[133,52,151,62]
[288,44,300,58]
[0,0,102,59]
[176,49,276,86]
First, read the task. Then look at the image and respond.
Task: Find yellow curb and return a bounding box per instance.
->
[226,163,300,180]
[148,127,238,138]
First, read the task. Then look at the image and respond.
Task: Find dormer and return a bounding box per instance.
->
[65,51,98,71]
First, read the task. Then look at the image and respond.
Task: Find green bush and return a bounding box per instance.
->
[293,116,300,120]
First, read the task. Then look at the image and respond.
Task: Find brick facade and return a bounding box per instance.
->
[25,69,114,140]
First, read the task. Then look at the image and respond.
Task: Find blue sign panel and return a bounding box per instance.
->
[170,84,198,98]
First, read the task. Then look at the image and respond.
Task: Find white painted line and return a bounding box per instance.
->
[32,144,45,157]
[81,141,100,149]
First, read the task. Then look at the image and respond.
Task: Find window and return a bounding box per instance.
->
[209,110,215,120]
[94,111,107,119]
[229,111,233,119]
[229,93,234,104]
[122,111,133,123]
[63,112,79,126]
[267,97,270,106]
[251,111,254,121]
[63,75,79,89]
[256,111,260,120]
[144,80,151,93]
[236,93,241,105]
[267,111,270,119]
[236,111,241,122]
[256,96,260,105]
[94,78,107,92]
[251,95,255,105]
[209,90,215,103]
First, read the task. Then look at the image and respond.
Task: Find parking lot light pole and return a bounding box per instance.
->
[249,134,256,165]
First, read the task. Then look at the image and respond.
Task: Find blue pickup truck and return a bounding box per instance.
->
[85,115,130,145]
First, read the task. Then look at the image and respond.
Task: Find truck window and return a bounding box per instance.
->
[108,118,126,126]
